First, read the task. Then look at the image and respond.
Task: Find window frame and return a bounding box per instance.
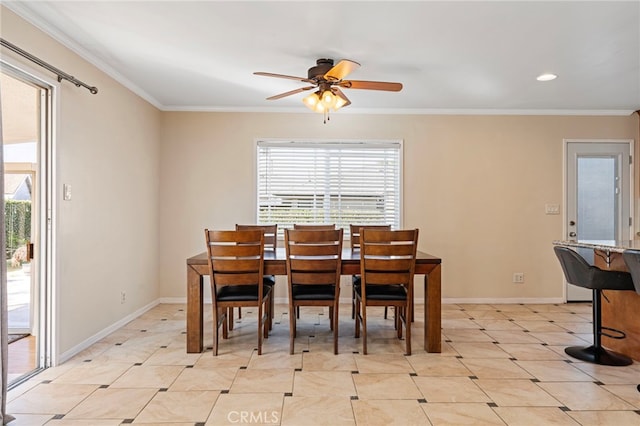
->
[254,138,403,237]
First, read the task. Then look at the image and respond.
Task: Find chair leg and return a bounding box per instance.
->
[354,297,361,338]
[362,304,368,355]
[257,303,263,356]
[384,306,388,319]
[333,302,339,355]
[351,285,356,319]
[405,304,411,356]
[213,307,220,356]
[289,303,297,355]
[228,307,234,331]
[238,307,242,319]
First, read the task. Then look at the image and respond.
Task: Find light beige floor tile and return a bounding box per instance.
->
[442,309,473,320]
[537,312,591,323]
[7,383,99,414]
[302,352,357,371]
[601,384,640,408]
[514,360,595,382]
[472,319,525,331]
[354,353,414,373]
[53,362,132,385]
[353,373,422,400]
[496,344,566,361]
[512,321,567,332]
[525,304,574,313]
[170,366,238,391]
[414,376,492,403]
[566,410,640,425]
[134,390,219,423]
[194,349,254,368]
[442,328,495,343]
[465,310,510,320]
[281,396,355,425]
[91,343,157,364]
[293,371,356,396]
[441,318,482,329]
[526,332,590,346]
[143,346,203,366]
[421,402,506,425]
[1,414,53,425]
[64,388,157,419]
[554,322,593,334]
[492,407,579,425]
[571,361,640,384]
[461,357,534,380]
[449,342,511,359]
[110,365,184,388]
[483,330,543,344]
[230,368,294,393]
[407,354,473,376]
[474,379,562,407]
[500,311,548,321]
[246,351,302,369]
[205,392,283,425]
[352,399,429,425]
[537,381,636,411]
[459,304,496,311]
[490,304,536,313]
[43,421,124,426]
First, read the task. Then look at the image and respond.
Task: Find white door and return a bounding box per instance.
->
[565,140,633,301]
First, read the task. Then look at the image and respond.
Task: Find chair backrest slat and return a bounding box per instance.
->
[349,224,391,250]
[360,229,418,288]
[285,229,343,287]
[205,229,264,290]
[293,224,336,230]
[236,224,277,250]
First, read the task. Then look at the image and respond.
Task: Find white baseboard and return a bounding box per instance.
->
[155,296,566,305]
[58,299,160,364]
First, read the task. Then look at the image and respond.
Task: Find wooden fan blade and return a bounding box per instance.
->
[333,88,351,108]
[324,59,360,81]
[340,80,403,92]
[254,72,315,84]
[266,86,315,100]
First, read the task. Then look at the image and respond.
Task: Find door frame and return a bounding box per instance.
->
[562,138,635,301]
[2,57,59,372]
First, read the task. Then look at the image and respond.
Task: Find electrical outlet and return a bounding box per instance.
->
[120,291,126,304]
[513,273,525,283]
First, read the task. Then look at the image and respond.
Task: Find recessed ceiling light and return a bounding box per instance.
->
[536,73,557,82]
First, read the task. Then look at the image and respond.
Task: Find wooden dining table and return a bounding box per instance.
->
[186,247,442,353]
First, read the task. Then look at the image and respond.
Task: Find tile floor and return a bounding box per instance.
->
[6,302,640,425]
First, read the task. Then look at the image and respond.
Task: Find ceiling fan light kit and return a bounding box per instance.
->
[255,58,403,123]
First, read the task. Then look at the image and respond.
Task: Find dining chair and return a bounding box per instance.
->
[205,229,271,355]
[355,228,418,355]
[349,224,391,320]
[233,224,277,328]
[284,228,343,354]
[293,224,336,230]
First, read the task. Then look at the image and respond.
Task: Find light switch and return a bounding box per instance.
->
[63,184,72,201]
[545,203,560,215]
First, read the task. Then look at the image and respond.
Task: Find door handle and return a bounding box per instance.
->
[569,232,577,237]
[569,221,576,226]
[26,242,34,261]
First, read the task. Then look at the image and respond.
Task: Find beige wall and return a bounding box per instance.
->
[1,7,162,356]
[159,112,639,303]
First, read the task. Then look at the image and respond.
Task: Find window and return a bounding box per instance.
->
[257,140,401,236]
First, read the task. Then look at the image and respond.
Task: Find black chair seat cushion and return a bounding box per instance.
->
[554,246,635,291]
[352,275,361,285]
[216,285,270,302]
[264,275,276,287]
[291,284,336,300]
[355,284,407,301]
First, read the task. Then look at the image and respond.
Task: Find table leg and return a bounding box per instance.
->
[187,265,204,353]
[424,263,442,353]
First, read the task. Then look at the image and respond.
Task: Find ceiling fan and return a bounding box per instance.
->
[254,58,402,118]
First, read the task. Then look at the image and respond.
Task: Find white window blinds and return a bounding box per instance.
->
[257,140,401,235]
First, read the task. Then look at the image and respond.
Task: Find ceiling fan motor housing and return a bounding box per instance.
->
[308,59,334,80]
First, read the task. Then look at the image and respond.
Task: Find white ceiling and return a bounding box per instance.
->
[4,1,640,115]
